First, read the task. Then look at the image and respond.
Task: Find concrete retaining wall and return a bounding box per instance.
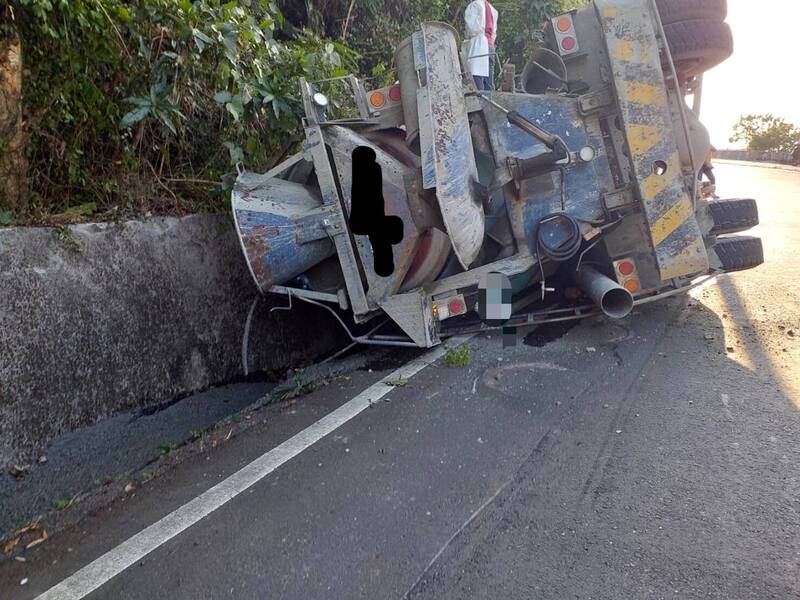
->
[0,215,347,468]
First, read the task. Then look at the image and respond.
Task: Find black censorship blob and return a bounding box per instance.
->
[349,146,404,277]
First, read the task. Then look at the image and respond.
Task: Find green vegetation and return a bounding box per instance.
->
[53,225,85,252]
[730,114,800,155]
[443,344,470,368]
[158,442,177,456]
[52,496,78,511]
[2,0,354,222]
[279,369,328,400]
[384,378,409,387]
[52,498,70,511]
[1,0,580,223]
[289,0,583,77]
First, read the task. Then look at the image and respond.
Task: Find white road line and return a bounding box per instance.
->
[36,336,472,600]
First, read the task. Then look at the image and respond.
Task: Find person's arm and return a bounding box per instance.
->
[484,1,498,47]
[464,0,484,38]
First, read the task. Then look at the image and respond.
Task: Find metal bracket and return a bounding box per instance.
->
[295,207,346,244]
[602,187,637,212]
[578,86,614,115]
[269,285,349,310]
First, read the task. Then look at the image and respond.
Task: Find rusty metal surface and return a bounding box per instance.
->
[595,0,708,280]
[231,172,335,291]
[415,22,485,269]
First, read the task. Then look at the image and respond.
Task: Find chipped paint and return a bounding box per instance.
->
[628,124,663,156]
[651,197,694,246]
[596,0,708,280]
[615,39,636,62]
[416,22,484,269]
[231,172,336,291]
[624,82,666,107]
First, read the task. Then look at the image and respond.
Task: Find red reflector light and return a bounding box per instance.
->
[448,299,466,315]
[617,260,635,276]
[561,36,576,51]
[556,17,572,33]
[388,84,402,102]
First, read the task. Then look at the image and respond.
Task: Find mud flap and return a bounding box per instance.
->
[596,0,709,280]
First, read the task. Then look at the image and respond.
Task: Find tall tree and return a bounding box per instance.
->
[730,114,800,155]
[0,4,28,216]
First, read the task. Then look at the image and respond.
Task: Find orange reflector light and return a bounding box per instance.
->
[561,36,576,51]
[557,17,572,32]
[369,91,385,108]
[617,260,635,276]
[623,279,641,294]
[388,84,402,102]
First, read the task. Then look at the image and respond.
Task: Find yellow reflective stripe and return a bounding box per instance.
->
[641,172,670,201]
[651,197,694,246]
[659,243,708,280]
[612,40,652,64]
[623,81,666,107]
[615,39,635,61]
[627,124,662,156]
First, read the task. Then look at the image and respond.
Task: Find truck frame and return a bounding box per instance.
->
[232,0,762,348]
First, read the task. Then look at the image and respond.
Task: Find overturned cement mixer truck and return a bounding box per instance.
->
[231,0,762,348]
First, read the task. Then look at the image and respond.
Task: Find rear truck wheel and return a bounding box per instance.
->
[708,198,759,235]
[664,19,733,79]
[656,0,727,25]
[711,235,764,273]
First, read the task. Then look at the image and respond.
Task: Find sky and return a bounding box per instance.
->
[701,0,800,148]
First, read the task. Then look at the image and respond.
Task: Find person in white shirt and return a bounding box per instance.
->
[462,0,498,91]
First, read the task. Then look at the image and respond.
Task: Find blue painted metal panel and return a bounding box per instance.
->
[482,93,615,255]
[231,172,335,291]
[234,208,334,291]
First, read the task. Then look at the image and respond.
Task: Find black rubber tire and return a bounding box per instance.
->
[712,236,764,273]
[656,0,727,25]
[708,198,759,235]
[664,19,733,79]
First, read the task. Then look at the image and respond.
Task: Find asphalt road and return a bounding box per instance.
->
[2,162,799,599]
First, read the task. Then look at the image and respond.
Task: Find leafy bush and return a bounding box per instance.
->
[5,0,355,221]
[296,0,584,78]
[3,0,579,222]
